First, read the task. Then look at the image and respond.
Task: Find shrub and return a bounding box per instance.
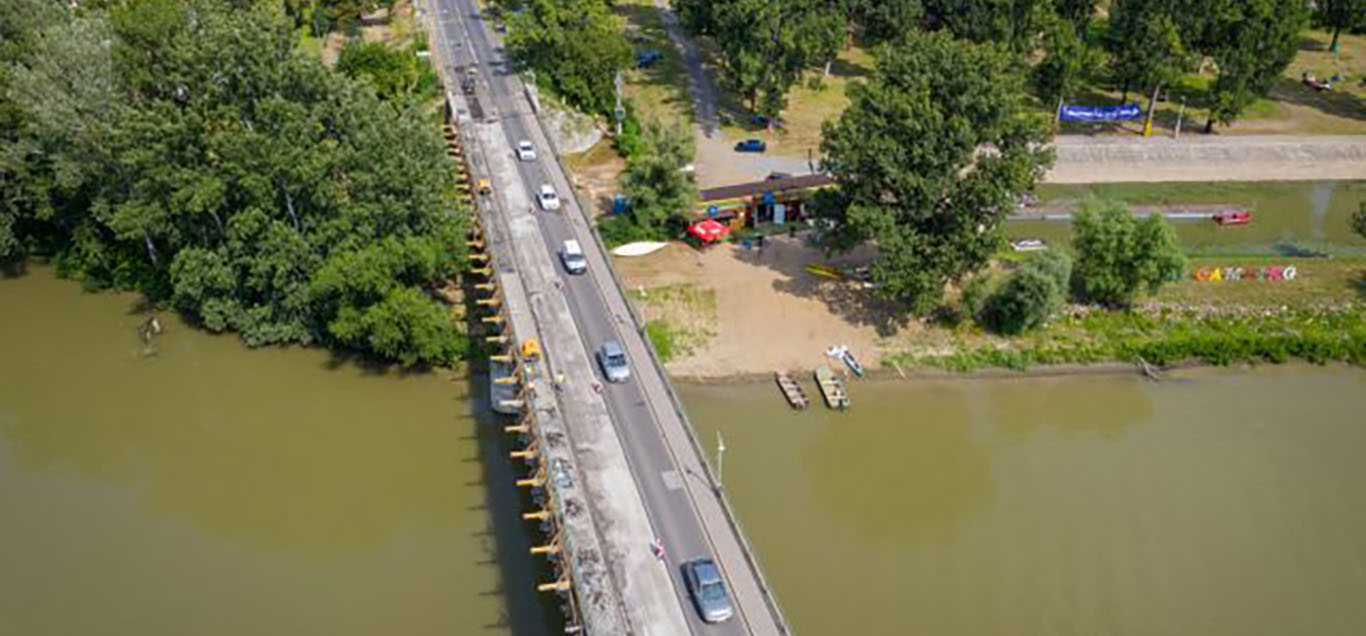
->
[981,267,1060,334]
[1072,200,1186,306]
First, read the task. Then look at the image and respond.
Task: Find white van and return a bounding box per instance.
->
[560,240,587,274]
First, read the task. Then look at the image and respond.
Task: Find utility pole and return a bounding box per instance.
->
[1174,95,1187,139]
[715,431,726,491]
[613,71,625,137]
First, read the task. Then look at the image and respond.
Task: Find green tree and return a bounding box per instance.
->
[1352,201,1366,239]
[923,0,1054,51]
[819,32,1054,313]
[848,0,924,45]
[4,0,469,366]
[1200,0,1305,132]
[677,0,848,119]
[336,39,418,98]
[1034,10,1101,117]
[978,249,1071,334]
[1106,0,1196,131]
[601,119,697,244]
[981,267,1060,334]
[1320,0,1366,53]
[1071,200,1186,306]
[504,0,630,114]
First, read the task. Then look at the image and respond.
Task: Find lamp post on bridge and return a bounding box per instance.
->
[715,431,726,493]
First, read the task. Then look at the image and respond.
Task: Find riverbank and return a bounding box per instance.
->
[615,233,1366,379]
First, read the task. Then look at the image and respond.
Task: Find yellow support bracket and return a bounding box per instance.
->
[468,252,490,261]
[522,509,552,521]
[510,449,537,459]
[480,315,504,324]
[469,267,492,276]
[504,423,530,434]
[493,376,519,385]
[485,335,509,344]
[488,354,513,363]
[537,579,571,593]
[530,543,560,555]
[516,475,545,488]
[476,298,500,307]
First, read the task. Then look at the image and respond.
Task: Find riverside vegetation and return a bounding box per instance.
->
[0,0,468,366]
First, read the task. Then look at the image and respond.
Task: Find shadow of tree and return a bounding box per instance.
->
[726,235,910,337]
[616,4,697,125]
[1268,76,1366,122]
[1354,271,1366,301]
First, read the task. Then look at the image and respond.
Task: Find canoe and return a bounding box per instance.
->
[774,371,809,410]
[813,365,850,410]
[611,241,669,257]
[839,349,865,377]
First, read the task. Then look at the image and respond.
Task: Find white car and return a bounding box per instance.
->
[537,184,560,211]
[515,140,537,161]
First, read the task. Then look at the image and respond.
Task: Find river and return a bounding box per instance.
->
[6,267,1366,636]
[0,267,554,635]
[682,367,1366,636]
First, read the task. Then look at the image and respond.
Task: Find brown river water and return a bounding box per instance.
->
[4,267,1366,636]
[681,369,1366,636]
[0,268,554,635]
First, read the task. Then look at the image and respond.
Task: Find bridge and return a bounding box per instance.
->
[419,0,792,634]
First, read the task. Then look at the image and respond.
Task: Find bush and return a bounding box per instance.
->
[975,250,1071,334]
[981,268,1060,334]
[645,321,675,362]
[1072,200,1185,306]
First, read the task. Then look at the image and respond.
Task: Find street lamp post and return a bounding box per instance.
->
[1175,96,1187,139]
[715,431,726,491]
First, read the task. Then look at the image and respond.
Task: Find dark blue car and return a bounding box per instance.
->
[734,139,766,153]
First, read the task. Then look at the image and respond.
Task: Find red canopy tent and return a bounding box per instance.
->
[688,219,730,243]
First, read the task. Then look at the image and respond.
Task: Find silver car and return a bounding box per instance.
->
[596,340,630,383]
[515,140,537,161]
[682,558,734,623]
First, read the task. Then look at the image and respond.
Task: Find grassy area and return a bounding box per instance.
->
[889,303,1366,372]
[1011,181,1366,255]
[1059,28,1366,136]
[708,45,874,154]
[628,283,717,361]
[616,0,694,126]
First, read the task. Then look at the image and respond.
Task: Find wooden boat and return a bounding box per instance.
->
[774,371,809,410]
[813,365,851,410]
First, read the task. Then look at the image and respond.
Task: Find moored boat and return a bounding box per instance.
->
[813,365,851,410]
[774,371,809,409]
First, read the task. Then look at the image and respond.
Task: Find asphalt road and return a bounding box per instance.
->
[430,1,752,634]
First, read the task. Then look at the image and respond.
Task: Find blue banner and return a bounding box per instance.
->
[1059,103,1142,121]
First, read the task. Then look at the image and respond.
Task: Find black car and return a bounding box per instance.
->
[766,171,791,181]
[734,139,766,153]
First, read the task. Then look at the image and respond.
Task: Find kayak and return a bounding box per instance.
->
[611,241,669,257]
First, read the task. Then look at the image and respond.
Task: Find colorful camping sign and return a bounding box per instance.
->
[688,219,730,243]
[1058,103,1142,121]
[1193,266,1298,282]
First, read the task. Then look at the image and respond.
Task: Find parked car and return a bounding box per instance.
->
[559,240,587,274]
[537,184,560,211]
[681,558,734,623]
[765,171,791,181]
[596,340,630,383]
[515,140,537,161]
[734,139,766,153]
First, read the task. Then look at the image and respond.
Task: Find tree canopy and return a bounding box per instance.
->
[819,32,1054,313]
[979,249,1071,334]
[1,0,469,366]
[1071,200,1186,307]
[600,118,697,245]
[502,0,630,115]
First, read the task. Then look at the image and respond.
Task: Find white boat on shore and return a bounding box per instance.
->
[825,345,865,377]
[611,241,669,257]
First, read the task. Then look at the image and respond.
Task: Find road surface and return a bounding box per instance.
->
[425,1,789,634]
